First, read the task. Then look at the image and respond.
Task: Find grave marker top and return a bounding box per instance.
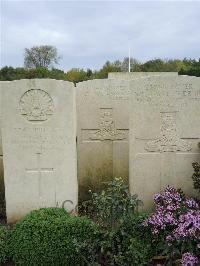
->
[108,72,178,80]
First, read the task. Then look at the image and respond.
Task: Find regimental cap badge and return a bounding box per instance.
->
[19,89,54,122]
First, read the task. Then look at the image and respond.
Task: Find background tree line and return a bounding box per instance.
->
[0,45,199,84]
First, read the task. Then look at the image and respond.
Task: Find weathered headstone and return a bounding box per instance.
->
[76,79,130,200]
[129,76,200,209]
[2,79,77,223]
[108,72,178,80]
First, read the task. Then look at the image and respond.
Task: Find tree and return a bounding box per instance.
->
[24,45,61,69]
[65,68,89,84]
[140,58,189,72]
[121,57,141,72]
[0,66,27,81]
[94,61,121,79]
[141,59,166,72]
[0,66,66,81]
[179,59,200,77]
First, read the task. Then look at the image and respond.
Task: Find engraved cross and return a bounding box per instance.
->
[26,153,54,197]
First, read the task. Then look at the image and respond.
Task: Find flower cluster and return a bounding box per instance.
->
[143,186,200,264]
[173,210,200,240]
[181,252,198,266]
[143,186,183,234]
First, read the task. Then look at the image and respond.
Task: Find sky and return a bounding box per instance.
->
[1,0,200,71]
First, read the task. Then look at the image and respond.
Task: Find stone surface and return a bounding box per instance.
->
[2,79,77,223]
[108,72,178,80]
[76,79,130,200]
[129,76,200,210]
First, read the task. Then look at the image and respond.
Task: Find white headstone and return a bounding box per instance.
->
[76,79,130,199]
[2,79,77,223]
[129,76,200,210]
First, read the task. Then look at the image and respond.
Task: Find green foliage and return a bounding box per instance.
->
[81,177,142,229]
[0,66,66,81]
[81,178,150,265]
[95,213,153,265]
[142,59,166,72]
[94,61,121,79]
[0,66,27,81]
[50,68,68,80]
[93,58,142,77]
[179,59,200,77]
[120,57,141,72]
[116,213,153,264]
[0,226,9,263]
[79,174,114,203]
[8,208,100,266]
[1,57,199,82]
[65,68,92,84]
[141,58,187,72]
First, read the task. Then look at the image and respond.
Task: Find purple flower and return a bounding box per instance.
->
[172,210,200,240]
[143,186,200,260]
[164,212,177,225]
[166,235,174,242]
[186,198,199,209]
[181,252,198,266]
[154,193,162,204]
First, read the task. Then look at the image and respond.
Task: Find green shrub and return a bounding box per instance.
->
[8,207,100,266]
[114,213,153,265]
[81,177,142,229]
[0,226,8,263]
[94,213,153,266]
[81,178,150,265]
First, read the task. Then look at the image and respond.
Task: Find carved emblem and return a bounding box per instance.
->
[90,109,126,141]
[19,89,54,122]
[145,113,192,152]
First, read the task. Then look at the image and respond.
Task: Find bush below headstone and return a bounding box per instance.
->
[8,208,100,266]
